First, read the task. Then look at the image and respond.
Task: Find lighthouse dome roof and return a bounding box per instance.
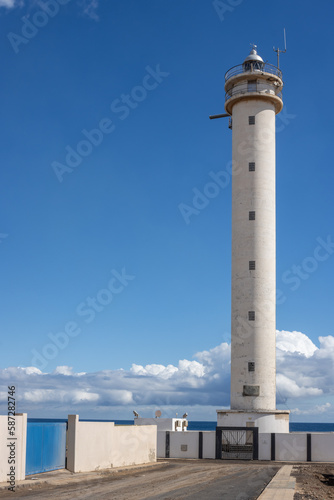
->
[243,47,264,63]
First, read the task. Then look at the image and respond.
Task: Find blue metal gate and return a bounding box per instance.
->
[26,421,67,475]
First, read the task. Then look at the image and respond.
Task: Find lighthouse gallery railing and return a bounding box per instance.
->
[225,62,282,82]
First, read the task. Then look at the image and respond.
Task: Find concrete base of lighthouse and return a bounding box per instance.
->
[216,409,290,434]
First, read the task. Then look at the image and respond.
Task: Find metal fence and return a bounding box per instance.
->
[225,62,282,81]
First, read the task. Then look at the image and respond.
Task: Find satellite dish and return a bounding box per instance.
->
[155,410,162,418]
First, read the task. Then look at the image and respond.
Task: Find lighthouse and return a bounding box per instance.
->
[216,46,290,434]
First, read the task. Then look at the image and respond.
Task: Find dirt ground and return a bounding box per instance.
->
[0,460,280,500]
[293,464,334,500]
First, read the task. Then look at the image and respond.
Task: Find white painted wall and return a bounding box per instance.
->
[217,410,289,434]
[111,425,156,467]
[308,433,334,462]
[258,433,271,461]
[0,414,27,483]
[157,431,167,458]
[157,430,334,463]
[69,422,334,465]
[67,415,157,473]
[275,433,307,461]
[67,416,114,472]
[157,431,216,459]
[170,431,199,459]
[202,432,216,459]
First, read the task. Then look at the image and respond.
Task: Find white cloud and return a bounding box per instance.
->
[0,0,18,8]
[0,330,333,419]
[0,0,99,21]
[131,363,178,379]
[276,374,322,398]
[71,391,99,403]
[291,403,331,415]
[276,330,318,357]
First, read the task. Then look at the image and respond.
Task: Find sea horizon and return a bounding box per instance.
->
[27,418,334,433]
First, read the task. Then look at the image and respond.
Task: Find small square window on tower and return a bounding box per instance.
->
[248,362,255,372]
[249,162,255,171]
[249,211,256,220]
[248,311,255,321]
[249,115,255,125]
[249,261,256,270]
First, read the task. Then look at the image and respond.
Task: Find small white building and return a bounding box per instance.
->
[134,417,188,432]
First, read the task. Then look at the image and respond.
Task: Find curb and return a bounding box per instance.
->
[257,465,296,499]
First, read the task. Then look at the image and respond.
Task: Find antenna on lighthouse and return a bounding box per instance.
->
[273,28,287,69]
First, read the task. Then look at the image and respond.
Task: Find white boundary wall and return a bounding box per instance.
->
[0,414,27,483]
[67,415,157,472]
[112,424,157,467]
[158,430,334,462]
[275,433,307,461]
[275,433,334,462]
[170,431,199,459]
[203,432,216,459]
[311,434,334,462]
[259,433,271,461]
[158,431,216,459]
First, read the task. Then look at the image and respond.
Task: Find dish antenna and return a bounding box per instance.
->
[155,410,162,418]
[273,28,287,69]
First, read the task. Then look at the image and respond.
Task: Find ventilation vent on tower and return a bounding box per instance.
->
[249,261,256,270]
[249,162,255,171]
[248,311,255,321]
[248,362,255,372]
[249,115,255,125]
[248,81,257,92]
[249,211,256,220]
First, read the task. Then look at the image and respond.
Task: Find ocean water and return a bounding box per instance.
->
[27,418,334,432]
[188,421,334,432]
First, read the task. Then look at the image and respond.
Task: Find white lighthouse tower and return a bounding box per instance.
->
[216,46,290,434]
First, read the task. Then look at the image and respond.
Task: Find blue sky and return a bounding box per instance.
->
[0,0,333,422]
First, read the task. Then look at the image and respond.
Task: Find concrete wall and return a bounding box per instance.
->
[67,416,114,472]
[157,430,334,462]
[0,414,27,483]
[311,433,334,462]
[157,430,166,458]
[157,431,216,459]
[217,410,290,434]
[67,415,157,473]
[275,433,307,461]
[111,425,156,468]
[170,431,199,459]
[258,433,271,461]
[202,432,216,459]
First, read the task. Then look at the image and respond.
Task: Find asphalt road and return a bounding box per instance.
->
[0,460,280,500]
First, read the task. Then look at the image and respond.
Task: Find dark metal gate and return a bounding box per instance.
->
[26,421,67,476]
[216,427,258,460]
